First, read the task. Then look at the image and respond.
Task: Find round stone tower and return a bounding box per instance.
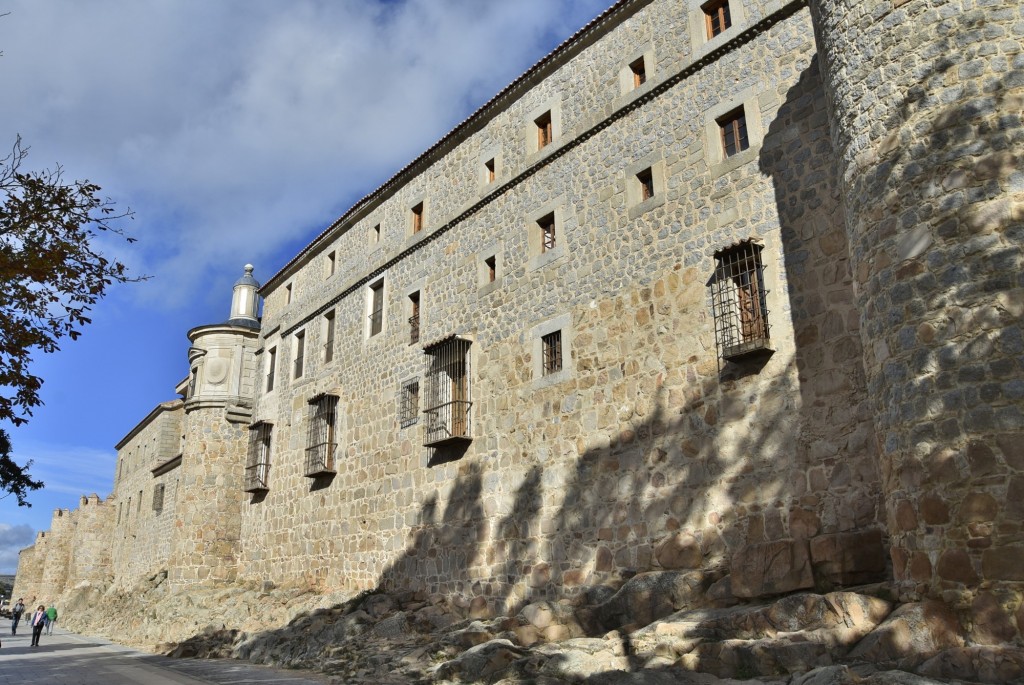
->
[808,0,1024,615]
[169,265,262,588]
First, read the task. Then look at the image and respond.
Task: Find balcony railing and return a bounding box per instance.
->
[304,441,336,477]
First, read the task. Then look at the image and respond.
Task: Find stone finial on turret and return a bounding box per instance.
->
[228,264,261,329]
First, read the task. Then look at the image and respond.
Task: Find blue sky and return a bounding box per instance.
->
[0,0,612,574]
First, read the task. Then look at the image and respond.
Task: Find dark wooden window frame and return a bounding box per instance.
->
[703,0,732,38]
[630,56,647,88]
[718,107,749,158]
[535,111,553,149]
[538,212,556,253]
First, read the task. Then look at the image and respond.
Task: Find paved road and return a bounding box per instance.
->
[0,627,333,684]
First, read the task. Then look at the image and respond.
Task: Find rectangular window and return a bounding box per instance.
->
[152,483,165,514]
[409,291,421,345]
[373,223,381,244]
[188,368,198,398]
[542,331,563,376]
[637,168,655,201]
[323,311,335,363]
[411,202,424,234]
[399,379,420,428]
[244,422,273,492]
[285,283,293,304]
[630,57,647,88]
[484,158,496,183]
[535,111,553,149]
[718,107,749,158]
[423,336,472,447]
[266,346,277,392]
[538,212,556,253]
[305,394,338,476]
[703,0,732,38]
[369,280,385,336]
[485,256,496,283]
[326,251,336,278]
[294,330,306,378]
[137,490,142,513]
[710,240,771,360]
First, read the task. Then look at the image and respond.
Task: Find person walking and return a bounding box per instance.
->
[10,599,24,635]
[29,605,46,647]
[44,605,57,635]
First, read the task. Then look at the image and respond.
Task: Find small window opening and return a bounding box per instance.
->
[324,311,335,363]
[637,168,655,201]
[409,291,421,345]
[266,347,277,392]
[369,280,385,336]
[485,256,496,283]
[373,223,381,244]
[538,213,556,253]
[411,203,424,234]
[718,107,749,158]
[484,158,496,183]
[536,111,553,149]
[703,0,732,38]
[400,379,420,428]
[152,484,165,514]
[285,283,293,305]
[630,57,647,88]
[294,331,306,378]
[305,394,338,477]
[244,422,273,492]
[542,330,563,376]
[326,251,336,278]
[711,240,771,361]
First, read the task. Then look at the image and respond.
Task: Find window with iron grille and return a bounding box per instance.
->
[630,56,647,88]
[637,168,655,201]
[718,107,749,158]
[323,311,335,363]
[409,291,420,345]
[538,213,556,253]
[152,484,165,514]
[400,379,420,428]
[266,346,277,392]
[244,422,273,492]
[305,394,338,476]
[703,0,731,38]
[542,330,563,376]
[535,111,553,149]
[423,337,472,447]
[411,202,424,234]
[369,279,385,337]
[293,330,306,378]
[710,240,771,361]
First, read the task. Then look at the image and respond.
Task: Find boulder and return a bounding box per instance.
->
[590,570,710,632]
[848,600,964,670]
[917,645,1024,684]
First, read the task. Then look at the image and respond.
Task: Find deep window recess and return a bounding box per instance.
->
[535,111,553,149]
[266,347,277,392]
[327,251,336,278]
[542,330,563,376]
[324,311,336,363]
[244,422,273,492]
[152,484,165,514]
[188,368,198,398]
[485,256,497,283]
[373,223,381,243]
[718,107,749,158]
[423,336,472,447]
[305,394,338,477]
[710,240,771,361]
[630,57,647,88]
[137,490,142,513]
[538,212,556,253]
[485,158,496,183]
[400,379,420,428]
[369,280,385,336]
[703,0,732,38]
[411,202,424,234]
[637,168,655,201]
[409,291,421,345]
[294,331,306,378]
[285,283,293,304]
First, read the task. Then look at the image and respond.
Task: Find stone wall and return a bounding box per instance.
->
[67,495,114,589]
[242,0,883,609]
[809,0,1024,615]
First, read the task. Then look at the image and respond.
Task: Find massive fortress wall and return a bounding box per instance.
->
[15,0,1024,640]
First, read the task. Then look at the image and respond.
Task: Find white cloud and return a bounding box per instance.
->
[11,441,115,500]
[0,523,35,576]
[0,0,610,307]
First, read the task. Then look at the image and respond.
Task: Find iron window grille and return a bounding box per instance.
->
[409,292,420,345]
[710,240,771,361]
[542,330,563,376]
[152,483,165,514]
[305,394,338,477]
[244,422,273,492]
[423,336,472,447]
[400,379,420,428]
[703,0,732,38]
[538,213,556,253]
[719,107,749,158]
[369,281,384,336]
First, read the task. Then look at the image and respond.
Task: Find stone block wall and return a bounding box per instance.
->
[242,0,883,608]
[67,495,114,589]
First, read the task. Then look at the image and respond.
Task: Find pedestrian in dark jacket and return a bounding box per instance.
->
[10,599,24,635]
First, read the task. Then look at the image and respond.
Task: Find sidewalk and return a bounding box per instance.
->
[0,627,333,684]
